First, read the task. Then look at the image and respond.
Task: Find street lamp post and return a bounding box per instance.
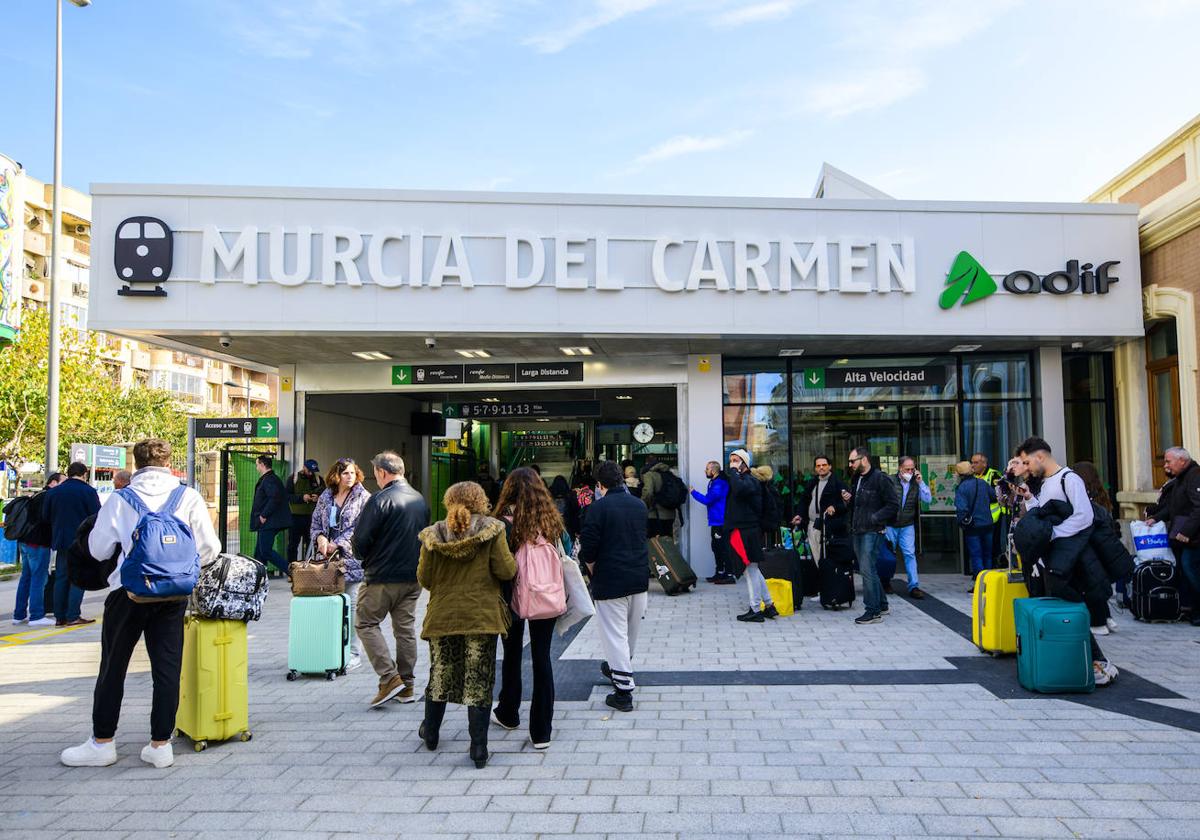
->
[45,0,90,477]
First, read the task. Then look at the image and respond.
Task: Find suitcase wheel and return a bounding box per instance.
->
[286,670,298,681]
[194,740,208,753]
[326,670,337,681]
[239,731,252,743]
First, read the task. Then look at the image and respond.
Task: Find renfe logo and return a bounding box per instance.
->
[114,216,173,297]
[938,250,1118,310]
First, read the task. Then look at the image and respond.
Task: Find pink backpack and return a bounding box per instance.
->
[512,536,566,620]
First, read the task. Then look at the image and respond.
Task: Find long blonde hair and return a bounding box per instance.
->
[444,481,490,534]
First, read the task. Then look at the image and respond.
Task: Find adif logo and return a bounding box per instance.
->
[938,250,1120,310]
[938,251,996,310]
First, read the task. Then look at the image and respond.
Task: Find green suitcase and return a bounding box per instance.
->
[286,594,350,681]
[1014,597,1094,694]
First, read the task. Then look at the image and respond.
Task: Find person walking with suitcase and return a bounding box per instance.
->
[690,460,733,584]
[793,455,847,568]
[723,449,777,623]
[351,451,430,708]
[60,438,219,769]
[310,458,370,671]
[845,446,899,625]
[417,481,516,768]
[492,467,567,749]
[580,460,650,712]
[1145,446,1200,625]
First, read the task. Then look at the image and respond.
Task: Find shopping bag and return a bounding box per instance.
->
[555,557,595,637]
[1129,520,1174,564]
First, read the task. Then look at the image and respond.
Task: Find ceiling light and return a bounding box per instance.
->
[351,351,391,361]
[482,397,500,403]
[559,346,593,356]
[536,418,550,422]
[1070,341,1084,350]
[834,358,849,365]
[949,344,982,353]
[615,395,633,400]
[455,349,492,358]
[637,416,651,420]
[778,348,805,357]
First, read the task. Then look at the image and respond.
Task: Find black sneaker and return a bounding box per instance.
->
[714,575,736,585]
[854,611,882,625]
[605,691,633,713]
[736,609,765,623]
[762,604,780,619]
[879,604,890,615]
[705,574,721,583]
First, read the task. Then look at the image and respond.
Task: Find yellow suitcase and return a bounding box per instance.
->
[763,578,795,617]
[972,566,1027,655]
[176,616,251,751]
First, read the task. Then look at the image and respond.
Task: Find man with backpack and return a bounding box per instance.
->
[61,439,219,770]
[641,456,686,539]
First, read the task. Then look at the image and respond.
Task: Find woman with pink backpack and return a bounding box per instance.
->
[490,468,567,750]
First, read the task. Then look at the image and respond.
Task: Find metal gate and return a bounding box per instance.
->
[218,442,287,555]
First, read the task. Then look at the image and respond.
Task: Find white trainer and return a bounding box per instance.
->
[345,655,363,672]
[28,617,56,627]
[1093,624,1110,636]
[12,617,28,626]
[1105,617,1119,633]
[60,738,118,767]
[140,742,175,768]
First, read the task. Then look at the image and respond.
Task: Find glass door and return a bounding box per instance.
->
[901,404,961,572]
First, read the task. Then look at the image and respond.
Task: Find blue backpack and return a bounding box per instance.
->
[117,485,200,601]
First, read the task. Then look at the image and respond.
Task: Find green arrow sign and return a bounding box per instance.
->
[802,368,826,389]
[255,417,278,437]
[392,365,413,386]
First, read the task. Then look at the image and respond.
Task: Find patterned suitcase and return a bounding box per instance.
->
[176,616,251,751]
[286,593,350,680]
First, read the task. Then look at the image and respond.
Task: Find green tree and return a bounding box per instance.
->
[0,305,188,467]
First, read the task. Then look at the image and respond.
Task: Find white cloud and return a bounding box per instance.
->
[627,129,754,170]
[710,1,796,27]
[802,67,926,118]
[524,0,664,54]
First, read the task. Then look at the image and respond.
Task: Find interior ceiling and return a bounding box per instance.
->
[150,332,1123,369]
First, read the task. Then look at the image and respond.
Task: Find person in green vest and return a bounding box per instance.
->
[285,458,322,572]
[971,452,1004,567]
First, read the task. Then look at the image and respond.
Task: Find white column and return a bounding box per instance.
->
[1113,339,1156,518]
[1037,346,1067,459]
[277,364,298,467]
[685,354,723,577]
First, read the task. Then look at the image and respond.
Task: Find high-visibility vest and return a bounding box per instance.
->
[979,467,1003,522]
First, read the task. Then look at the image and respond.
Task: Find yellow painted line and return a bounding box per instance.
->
[0,621,102,648]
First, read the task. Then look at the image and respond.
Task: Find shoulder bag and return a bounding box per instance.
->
[290,546,346,596]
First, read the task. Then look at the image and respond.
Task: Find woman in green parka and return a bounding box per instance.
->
[416,480,516,768]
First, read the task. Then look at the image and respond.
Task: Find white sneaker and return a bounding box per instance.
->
[60,738,118,767]
[1101,660,1119,682]
[28,617,56,627]
[345,655,363,672]
[531,737,551,750]
[1092,624,1110,636]
[1105,617,1118,633]
[140,742,174,768]
[12,617,28,626]
[1093,660,1119,687]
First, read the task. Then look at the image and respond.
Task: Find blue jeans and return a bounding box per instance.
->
[964,527,993,579]
[254,527,287,574]
[54,549,85,622]
[1178,545,1200,620]
[13,544,51,621]
[885,525,920,592]
[852,531,886,615]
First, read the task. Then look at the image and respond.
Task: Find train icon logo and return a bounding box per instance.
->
[114,216,173,297]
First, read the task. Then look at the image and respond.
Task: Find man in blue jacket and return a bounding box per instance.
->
[43,461,101,626]
[690,460,733,584]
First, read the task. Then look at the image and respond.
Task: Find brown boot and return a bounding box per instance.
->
[369,674,406,709]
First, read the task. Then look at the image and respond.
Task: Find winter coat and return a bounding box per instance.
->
[721,467,763,531]
[1146,460,1200,546]
[641,462,675,521]
[797,474,849,536]
[43,478,101,552]
[954,476,994,533]
[1088,504,1134,584]
[286,470,323,517]
[310,482,370,583]
[579,486,650,601]
[690,475,729,528]
[250,471,292,532]
[417,514,516,639]
[848,467,899,535]
[352,478,430,584]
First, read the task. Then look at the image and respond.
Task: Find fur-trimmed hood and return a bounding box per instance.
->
[419,515,505,560]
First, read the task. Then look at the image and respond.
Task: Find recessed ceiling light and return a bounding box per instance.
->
[637,416,651,420]
[482,397,500,403]
[559,346,593,356]
[834,358,849,365]
[351,351,391,361]
[778,348,805,357]
[1070,341,1084,350]
[615,395,633,400]
[536,418,550,422]
[949,344,982,353]
[455,349,492,358]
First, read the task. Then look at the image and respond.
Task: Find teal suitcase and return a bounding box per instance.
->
[1014,597,1094,694]
[286,594,350,681]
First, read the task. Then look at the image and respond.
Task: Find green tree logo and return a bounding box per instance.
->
[939,250,998,310]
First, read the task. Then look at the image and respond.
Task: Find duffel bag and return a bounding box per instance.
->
[192,553,270,621]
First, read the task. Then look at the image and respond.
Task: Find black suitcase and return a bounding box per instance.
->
[794,531,820,597]
[759,546,803,611]
[819,533,855,610]
[1131,561,1181,623]
[648,536,697,595]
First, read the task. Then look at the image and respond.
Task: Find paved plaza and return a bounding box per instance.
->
[2,571,1200,840]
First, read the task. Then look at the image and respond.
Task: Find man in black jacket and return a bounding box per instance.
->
[1146,446,1200,625]
[250,456,292,576]
[43,462,101,626]
[580,460,649,713]
[845,446,899,625]
[793,455,848,565]
[352,451,430,707]
[723,449,777,623]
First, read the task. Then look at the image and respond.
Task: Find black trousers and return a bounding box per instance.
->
[495,614,555,743]
[647,517,673,539]
[288,515,312,566]
[711,526,733,576]
[92,589,186,742]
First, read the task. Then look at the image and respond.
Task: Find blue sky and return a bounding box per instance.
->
[4,0,1198,201]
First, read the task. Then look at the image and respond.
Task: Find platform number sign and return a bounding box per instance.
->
[114,216,172,297]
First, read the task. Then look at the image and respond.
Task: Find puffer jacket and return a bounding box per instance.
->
[417,514,516,639]
[1014,499,1107,602]
[1088,504,1134,584]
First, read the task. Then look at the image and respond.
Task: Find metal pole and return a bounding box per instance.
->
[186,417,196,488]
[45,0,64,476]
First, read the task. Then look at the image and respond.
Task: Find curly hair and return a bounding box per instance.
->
[325,458,364,490]
[492,467,564,547]
[444,480,491,534]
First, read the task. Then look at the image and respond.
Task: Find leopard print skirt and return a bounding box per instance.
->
[426,634,498,707]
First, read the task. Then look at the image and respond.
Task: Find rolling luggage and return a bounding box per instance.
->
[1014,597,1094,694]
[1130,560,1181,623]
[176,616,251,751]
[648,536,697,595]
[818,524,855,610]
[795,530,820,597]
[287,593,350,680]
[763,579,795,616]
[972,564,1028,655]
[759,546,804,611]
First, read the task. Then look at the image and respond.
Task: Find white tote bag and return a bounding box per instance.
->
[555,556,596,637]
[1129,520,1174,563]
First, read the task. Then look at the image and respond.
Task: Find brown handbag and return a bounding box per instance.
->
[290,549,346,596]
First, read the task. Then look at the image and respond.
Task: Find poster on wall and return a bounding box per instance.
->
[0,155,22,343]
[922,456,958,512]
